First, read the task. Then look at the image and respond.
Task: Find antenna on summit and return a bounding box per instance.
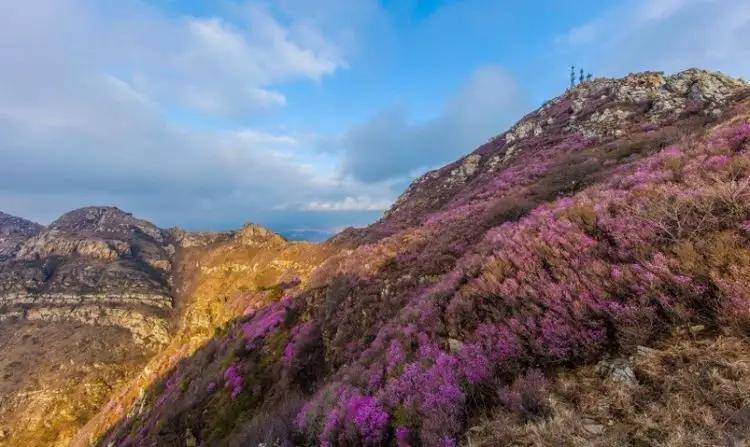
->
[570,65,575,88]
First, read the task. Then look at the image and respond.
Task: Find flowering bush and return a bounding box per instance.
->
[104,82,750,447]
[241,298,289,348]
[223,363,243,400]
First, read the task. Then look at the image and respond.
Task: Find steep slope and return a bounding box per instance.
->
[0,207,177,446]
[86,68,750,447]
[71,223,333,447]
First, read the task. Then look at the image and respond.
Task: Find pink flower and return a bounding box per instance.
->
[223,363,243,400]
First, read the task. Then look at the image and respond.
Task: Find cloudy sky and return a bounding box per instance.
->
[1,0,749,239]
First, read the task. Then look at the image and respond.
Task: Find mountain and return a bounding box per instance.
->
[62,68,750,447]
[3,68,750,446]
[0,211,43,260]
[0,208,325,446]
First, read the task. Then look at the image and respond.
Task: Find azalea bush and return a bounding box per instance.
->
[101,90,750,446]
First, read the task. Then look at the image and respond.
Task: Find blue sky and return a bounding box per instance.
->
[1,0,749,239]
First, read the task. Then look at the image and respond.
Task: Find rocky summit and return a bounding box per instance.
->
[0,211,43,261]
[4,68,750,447]
[0,206,175,346]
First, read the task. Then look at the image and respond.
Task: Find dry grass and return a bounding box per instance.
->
[465,331,750,447]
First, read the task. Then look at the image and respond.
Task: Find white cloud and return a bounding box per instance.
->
[335,65,531,183]
[0,0,389,233]
[170,9,342,115]
[303,196,393,212]
[557,0,750,79]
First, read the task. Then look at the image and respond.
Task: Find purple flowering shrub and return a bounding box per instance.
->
[241,297,290,348]
[103,97,750,446]
[282,321,324,389]
[296,385,389,446]
[223,363,243,400]
[294,120,750,445]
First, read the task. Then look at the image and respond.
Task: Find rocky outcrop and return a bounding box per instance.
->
[0,291,171,309]
[167,227,235,249]
[0,207,177,345]
[0,208,302,447]
[0,212,43,261]
[382,69,749,226]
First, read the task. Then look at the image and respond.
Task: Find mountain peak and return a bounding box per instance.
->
[0,211,43,260]
[49,206,165,242]
[502,68,748,153]
[0,211,43,237]
[379,68,750,229]
[236,223,286,245]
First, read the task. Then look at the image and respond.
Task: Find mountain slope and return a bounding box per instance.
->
[0,206,175,345]
[84,69,750,446]
[0,208,322,447]
[0,206,179,446]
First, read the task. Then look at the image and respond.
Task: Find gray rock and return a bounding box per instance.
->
[448,338,464,353]
[583,422,605,435]
[611,365,637,384]
[596,358,638,385]
[636,345,660,357]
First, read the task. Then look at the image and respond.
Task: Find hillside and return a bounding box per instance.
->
[0,208,325,446]
[72,68,750,446]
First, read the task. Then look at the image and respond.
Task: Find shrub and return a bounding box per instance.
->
[498,369,550,421]
[282,322,324,389]
[223,363,243,400]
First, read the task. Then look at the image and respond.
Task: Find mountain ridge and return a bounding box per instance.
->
[74,68,750,446]
[3,67,750,446]
[0,206,323,447]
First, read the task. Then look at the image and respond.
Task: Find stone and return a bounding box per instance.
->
[611,365,637,384]
[583,422,605,435]
[448,338,464,353]
[444,154,482,186]
[185,428,198,447]
[596,358,638,385]
[636,345,660,356]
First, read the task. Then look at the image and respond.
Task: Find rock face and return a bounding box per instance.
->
[0,206,323,447]
[0,207,175,346]
[0,212,43,261]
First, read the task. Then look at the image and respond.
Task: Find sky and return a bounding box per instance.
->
[1,0,749,240]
